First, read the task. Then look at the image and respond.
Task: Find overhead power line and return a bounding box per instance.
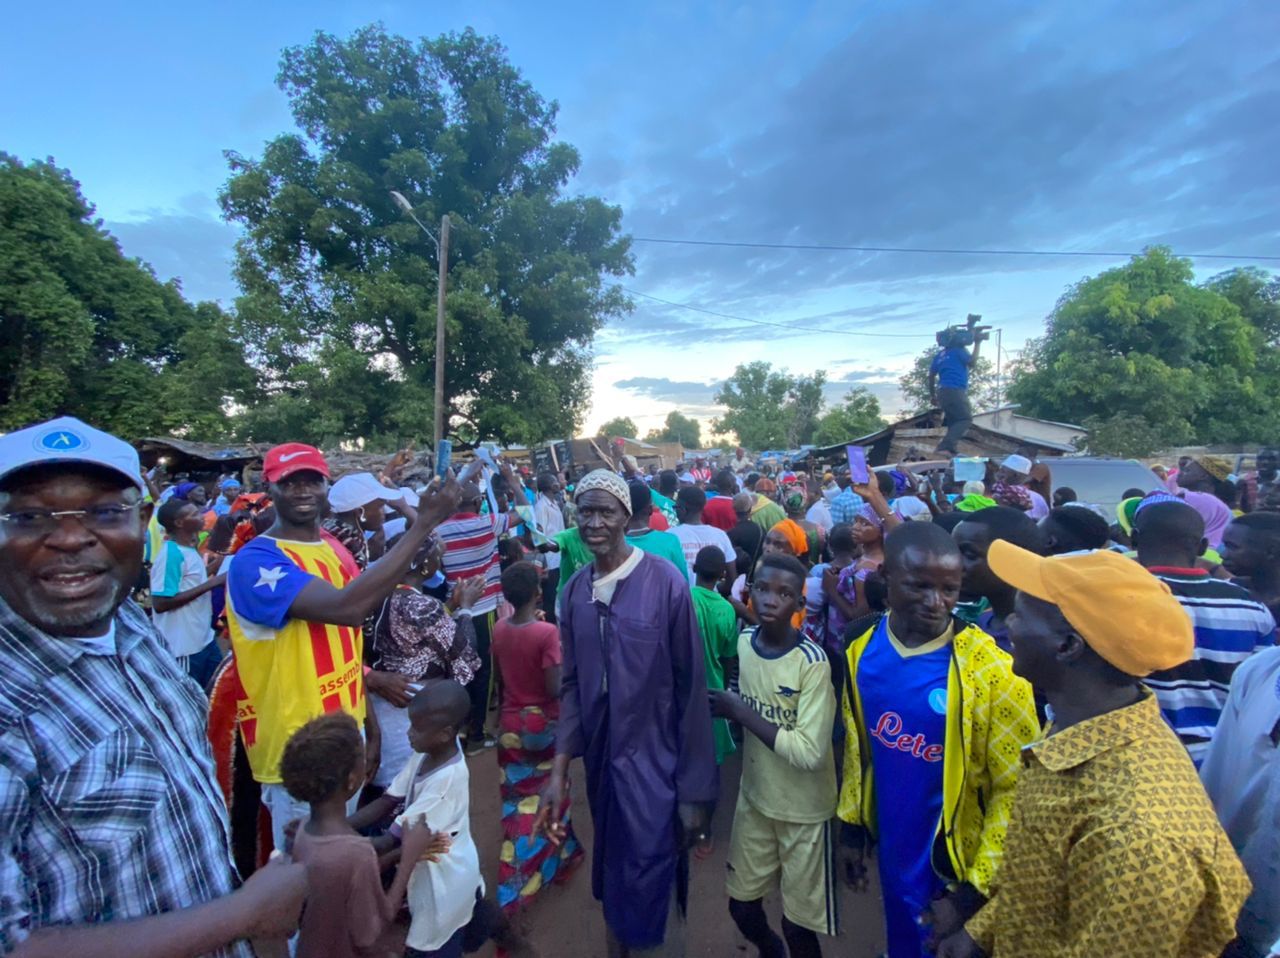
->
[630,236,1280,262]
[618,286,934,338]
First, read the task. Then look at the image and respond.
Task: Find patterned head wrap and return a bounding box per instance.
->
[856,503,885,529]
[575,469,632,515]
[992,481,1032,512]
[1133,491,1186,518]
[784,490,806,512]
[1116,497,1142,535]
[755,477,778,495]
[1193,456,1233,483]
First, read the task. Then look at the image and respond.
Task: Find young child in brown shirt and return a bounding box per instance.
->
[281,713,448,958]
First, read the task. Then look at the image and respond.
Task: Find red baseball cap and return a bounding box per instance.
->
[262,443,330,483]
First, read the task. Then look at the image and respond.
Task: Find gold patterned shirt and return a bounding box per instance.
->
[966,692,1250,958]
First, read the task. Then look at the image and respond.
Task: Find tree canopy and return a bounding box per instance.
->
[644,410,702,448]
[1204,266,1280,346]
[813,387,888,446]
[596,416,637,439]
[0,154,256,438]
[220,25,632,448]
[1007,248,1280,454]
[713,362,873,449]
[898,348,999,415]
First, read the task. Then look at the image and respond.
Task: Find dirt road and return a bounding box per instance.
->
[466,747,887,957]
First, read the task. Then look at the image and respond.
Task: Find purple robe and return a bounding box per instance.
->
[557,550,718,949]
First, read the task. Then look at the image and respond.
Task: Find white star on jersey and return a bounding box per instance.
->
[255,566,288,592]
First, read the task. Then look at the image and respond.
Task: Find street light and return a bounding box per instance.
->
[391,190,450,450]
[390,191,440,255]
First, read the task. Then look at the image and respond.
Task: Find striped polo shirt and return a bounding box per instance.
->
[435,511,512,615]
[1143,566,1277,765]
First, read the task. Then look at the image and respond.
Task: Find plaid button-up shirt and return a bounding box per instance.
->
[0,596,250,955]
[829,487,865,526]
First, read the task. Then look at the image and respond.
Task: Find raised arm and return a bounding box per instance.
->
[854,478,901,533]
[285,476,461,627]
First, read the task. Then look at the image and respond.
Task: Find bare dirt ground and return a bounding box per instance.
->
[465,747,887,958]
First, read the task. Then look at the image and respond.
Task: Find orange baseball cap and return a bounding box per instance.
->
[987,541,1193,676]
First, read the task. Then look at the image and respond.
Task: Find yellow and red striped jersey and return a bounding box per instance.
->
[225,533,365,784]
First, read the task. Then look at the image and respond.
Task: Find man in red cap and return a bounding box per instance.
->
[224,443,461,847]
[938,544,1250,958]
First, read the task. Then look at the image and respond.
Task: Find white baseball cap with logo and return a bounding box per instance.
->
[0,416,144,491]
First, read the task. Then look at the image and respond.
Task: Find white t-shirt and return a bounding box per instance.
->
[806,499,833,534]
[534,494,566,572]
[391,745,483,951]
[672,523,735,586]
[150,540,214,657]
[70,622,117,656]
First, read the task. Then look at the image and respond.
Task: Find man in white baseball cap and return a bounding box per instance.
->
[325,472,416,568]
[0,416,145,491]
[0,416,306,954]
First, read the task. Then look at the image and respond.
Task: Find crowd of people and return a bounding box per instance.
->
[2,413,1279,958]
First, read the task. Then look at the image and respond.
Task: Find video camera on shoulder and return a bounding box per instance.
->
[936,313,992,349]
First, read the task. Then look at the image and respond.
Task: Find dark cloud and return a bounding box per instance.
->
[614,376,721,408]
[577,1,1280,329]
[107,209,241,304]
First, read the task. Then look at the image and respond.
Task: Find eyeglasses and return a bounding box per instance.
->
[0,503,141,536]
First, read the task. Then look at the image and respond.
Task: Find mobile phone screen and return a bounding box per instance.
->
[436,439,452,479]
[846,445,869,485]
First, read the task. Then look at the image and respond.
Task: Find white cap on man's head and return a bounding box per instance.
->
[328,472,405,513]
[0,417,144,491]
[1001,454,1033,474]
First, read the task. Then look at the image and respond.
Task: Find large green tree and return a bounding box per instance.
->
[0,155,256,438]
[783,370,827,447]
[220,25,632,448]
[1204,266,1280,346]
[813,387,888,446]
[1007,248,1277,452]
[596,416,637,439]
[645,410,701,448]
[712,362,796,449]
[712,362,828,448]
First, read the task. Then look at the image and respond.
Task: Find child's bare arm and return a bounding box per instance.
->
[375,844,401,872]
[379,823,451,922]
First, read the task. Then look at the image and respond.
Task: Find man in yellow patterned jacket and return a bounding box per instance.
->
[837,522,1039,958]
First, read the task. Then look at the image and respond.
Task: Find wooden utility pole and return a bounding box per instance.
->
[434,215,450,449]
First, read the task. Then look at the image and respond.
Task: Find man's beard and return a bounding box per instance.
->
[21,585,122,635]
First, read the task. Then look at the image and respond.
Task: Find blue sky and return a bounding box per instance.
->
[4,1,1278,436]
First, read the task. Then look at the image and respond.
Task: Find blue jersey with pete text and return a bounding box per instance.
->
[857,617,952,958]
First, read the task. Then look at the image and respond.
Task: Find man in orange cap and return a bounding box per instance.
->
[938,545,1251,958]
